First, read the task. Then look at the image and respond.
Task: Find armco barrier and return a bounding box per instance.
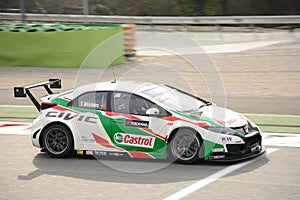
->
[1,13,300,25]
[0,24,124,68]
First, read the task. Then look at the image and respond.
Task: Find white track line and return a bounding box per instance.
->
[0,105,35,108]
[163,148,278,200]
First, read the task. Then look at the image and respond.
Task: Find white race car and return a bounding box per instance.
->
[14,79,264,164]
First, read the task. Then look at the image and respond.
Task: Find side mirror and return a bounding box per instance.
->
[146,108,160,116]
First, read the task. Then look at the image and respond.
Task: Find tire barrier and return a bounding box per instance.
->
[122,24,136,57]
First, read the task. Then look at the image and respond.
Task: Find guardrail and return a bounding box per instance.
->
[1,13,300,25]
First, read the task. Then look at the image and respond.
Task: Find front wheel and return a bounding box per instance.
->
[169,129,202,164]
[42,124,74,158]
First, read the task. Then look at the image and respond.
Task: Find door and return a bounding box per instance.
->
[110,92,170,158]
[68,91,113,150]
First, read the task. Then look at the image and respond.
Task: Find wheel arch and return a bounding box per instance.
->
[167,126,203,144]
[39,121,74,149]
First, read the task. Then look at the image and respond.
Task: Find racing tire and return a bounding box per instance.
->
[42,124,74,158]
[169,129,203,164]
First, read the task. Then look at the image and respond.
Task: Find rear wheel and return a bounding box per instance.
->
[169,129,202,164]
[42,124,74,158]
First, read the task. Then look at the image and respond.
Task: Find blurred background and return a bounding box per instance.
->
[1,0,300,16]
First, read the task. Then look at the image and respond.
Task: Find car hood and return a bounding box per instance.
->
[192,105,247,128]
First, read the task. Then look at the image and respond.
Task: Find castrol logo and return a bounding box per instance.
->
[114,133,155,148]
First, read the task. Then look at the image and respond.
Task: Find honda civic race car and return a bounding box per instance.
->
[14,79,264,164]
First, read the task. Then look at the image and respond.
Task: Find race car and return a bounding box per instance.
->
[14,79,264,163]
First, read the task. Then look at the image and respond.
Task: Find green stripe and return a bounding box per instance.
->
[69,107,167,159]
[203,139,224,160]
[51,98,70,107]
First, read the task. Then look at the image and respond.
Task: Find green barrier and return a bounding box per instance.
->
[26,27,43,32]
[0,27,7,32]
[0,23,121,32]
[0,24,124,68]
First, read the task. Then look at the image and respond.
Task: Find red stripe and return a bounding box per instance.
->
[63,97,72,101]
[23,126,32,130]
[104,111,141,120]
[127,151,153,159]
[215,120,225,126]
[0,124,28,128]
[104,111,115,117]
[92,132,154,159]
[0,124,32,131]
[92,133,119,149]
[162,116,210,127]
[161,116,181,121]
[142,128,165,140]
[53,106,79,113]
[0,123,32,131]
[121,113,141,120]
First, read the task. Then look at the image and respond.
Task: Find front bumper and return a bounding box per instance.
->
[208,131,265,162]
[208,145,266,162]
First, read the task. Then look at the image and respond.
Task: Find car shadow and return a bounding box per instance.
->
[17,151,270,184]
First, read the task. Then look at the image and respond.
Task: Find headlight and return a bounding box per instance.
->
[247,120,260,133]
[205,127,238,135]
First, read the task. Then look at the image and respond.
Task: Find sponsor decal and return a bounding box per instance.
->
[94,151,107,156]
[212,148,224,153]
[86,150,93,155]
[81,136,95,143]
[80,101,99,109]
[114,133,124,143]
[227,118,237,126]
[108,152,125,157]
[77,150,84,155]
[79,101,107,110]
[209,155,225,160]
[114,133,155,148]
[125,119,149,128]
[46,111,97,123]
[221,136,232,142]
[93,150,129,158]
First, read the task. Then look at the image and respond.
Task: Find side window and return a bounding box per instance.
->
[112,92,131,114]
[113,92,168,116]
[73,92,107,110]
[129,94,154,115]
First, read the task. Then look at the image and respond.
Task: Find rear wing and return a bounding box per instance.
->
[14,79,61,111]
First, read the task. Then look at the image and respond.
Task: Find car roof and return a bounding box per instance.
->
[73,80,161,95]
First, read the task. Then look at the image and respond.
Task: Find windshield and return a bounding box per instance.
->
[142,85,206,112]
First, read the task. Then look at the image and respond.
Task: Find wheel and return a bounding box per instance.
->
[42,124,74,158]
[169,129,202,164]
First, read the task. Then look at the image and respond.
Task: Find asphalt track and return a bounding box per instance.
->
[0,133,299,200]
[0,29,300,199]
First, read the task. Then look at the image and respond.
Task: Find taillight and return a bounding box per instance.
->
[40,102,57,110]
